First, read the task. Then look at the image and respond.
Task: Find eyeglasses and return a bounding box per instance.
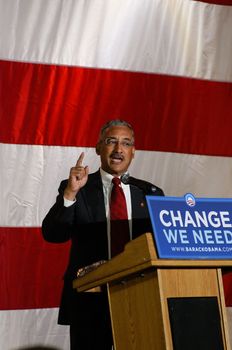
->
[103,137,134,148]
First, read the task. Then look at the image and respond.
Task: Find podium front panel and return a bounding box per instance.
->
[108,269,166,350]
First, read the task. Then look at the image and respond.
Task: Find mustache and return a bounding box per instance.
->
[110,152,124,160]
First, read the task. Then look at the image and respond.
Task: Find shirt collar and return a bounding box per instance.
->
[100,168,129,188]
[100,168,114,188]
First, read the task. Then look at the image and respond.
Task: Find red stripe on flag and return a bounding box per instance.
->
[1,60,232,156]
[0,227,70,310]
[197,0,232,5]
[0,227,231,308]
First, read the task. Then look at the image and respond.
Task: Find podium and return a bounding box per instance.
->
[73,233,232,349]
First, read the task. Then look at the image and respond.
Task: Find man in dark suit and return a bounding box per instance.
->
[42,119,164,349]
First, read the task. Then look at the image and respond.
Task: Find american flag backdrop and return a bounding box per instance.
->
[1,0,232,349]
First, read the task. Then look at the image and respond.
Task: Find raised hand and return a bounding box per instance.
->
[64,152,89,200]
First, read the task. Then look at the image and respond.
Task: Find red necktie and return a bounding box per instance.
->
[110,177,130,257]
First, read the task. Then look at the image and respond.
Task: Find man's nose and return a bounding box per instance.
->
[114,141,122,151]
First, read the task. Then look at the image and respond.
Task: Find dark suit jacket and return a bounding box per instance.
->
[42,170,164,325]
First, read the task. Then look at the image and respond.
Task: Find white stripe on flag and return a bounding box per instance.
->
[0,308,69,350]
[1,144,232,226]
[0,0,231,81]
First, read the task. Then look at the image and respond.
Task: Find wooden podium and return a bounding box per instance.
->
[73,233,232,349]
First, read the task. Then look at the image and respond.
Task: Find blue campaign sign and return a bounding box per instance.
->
[146,194,232,259]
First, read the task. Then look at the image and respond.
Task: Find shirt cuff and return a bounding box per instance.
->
[63,197,76,207]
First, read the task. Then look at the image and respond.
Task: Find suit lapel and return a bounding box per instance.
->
[130,186,149,219]
[130,185,152,238]
[82,170,106,223]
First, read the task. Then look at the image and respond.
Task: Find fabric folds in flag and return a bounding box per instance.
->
[1,0,232,349]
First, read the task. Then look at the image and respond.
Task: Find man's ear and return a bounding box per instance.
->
[132,147,135,158]
[95,143,100,155]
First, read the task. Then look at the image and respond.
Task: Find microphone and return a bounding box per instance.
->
[120,173,157,194]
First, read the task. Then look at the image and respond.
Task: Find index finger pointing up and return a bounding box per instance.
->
[76,152,85,166]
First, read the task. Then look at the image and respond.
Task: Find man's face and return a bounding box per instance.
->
[96,125,135,176]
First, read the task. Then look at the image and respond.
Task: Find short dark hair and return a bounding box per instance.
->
[99,119,134,141]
